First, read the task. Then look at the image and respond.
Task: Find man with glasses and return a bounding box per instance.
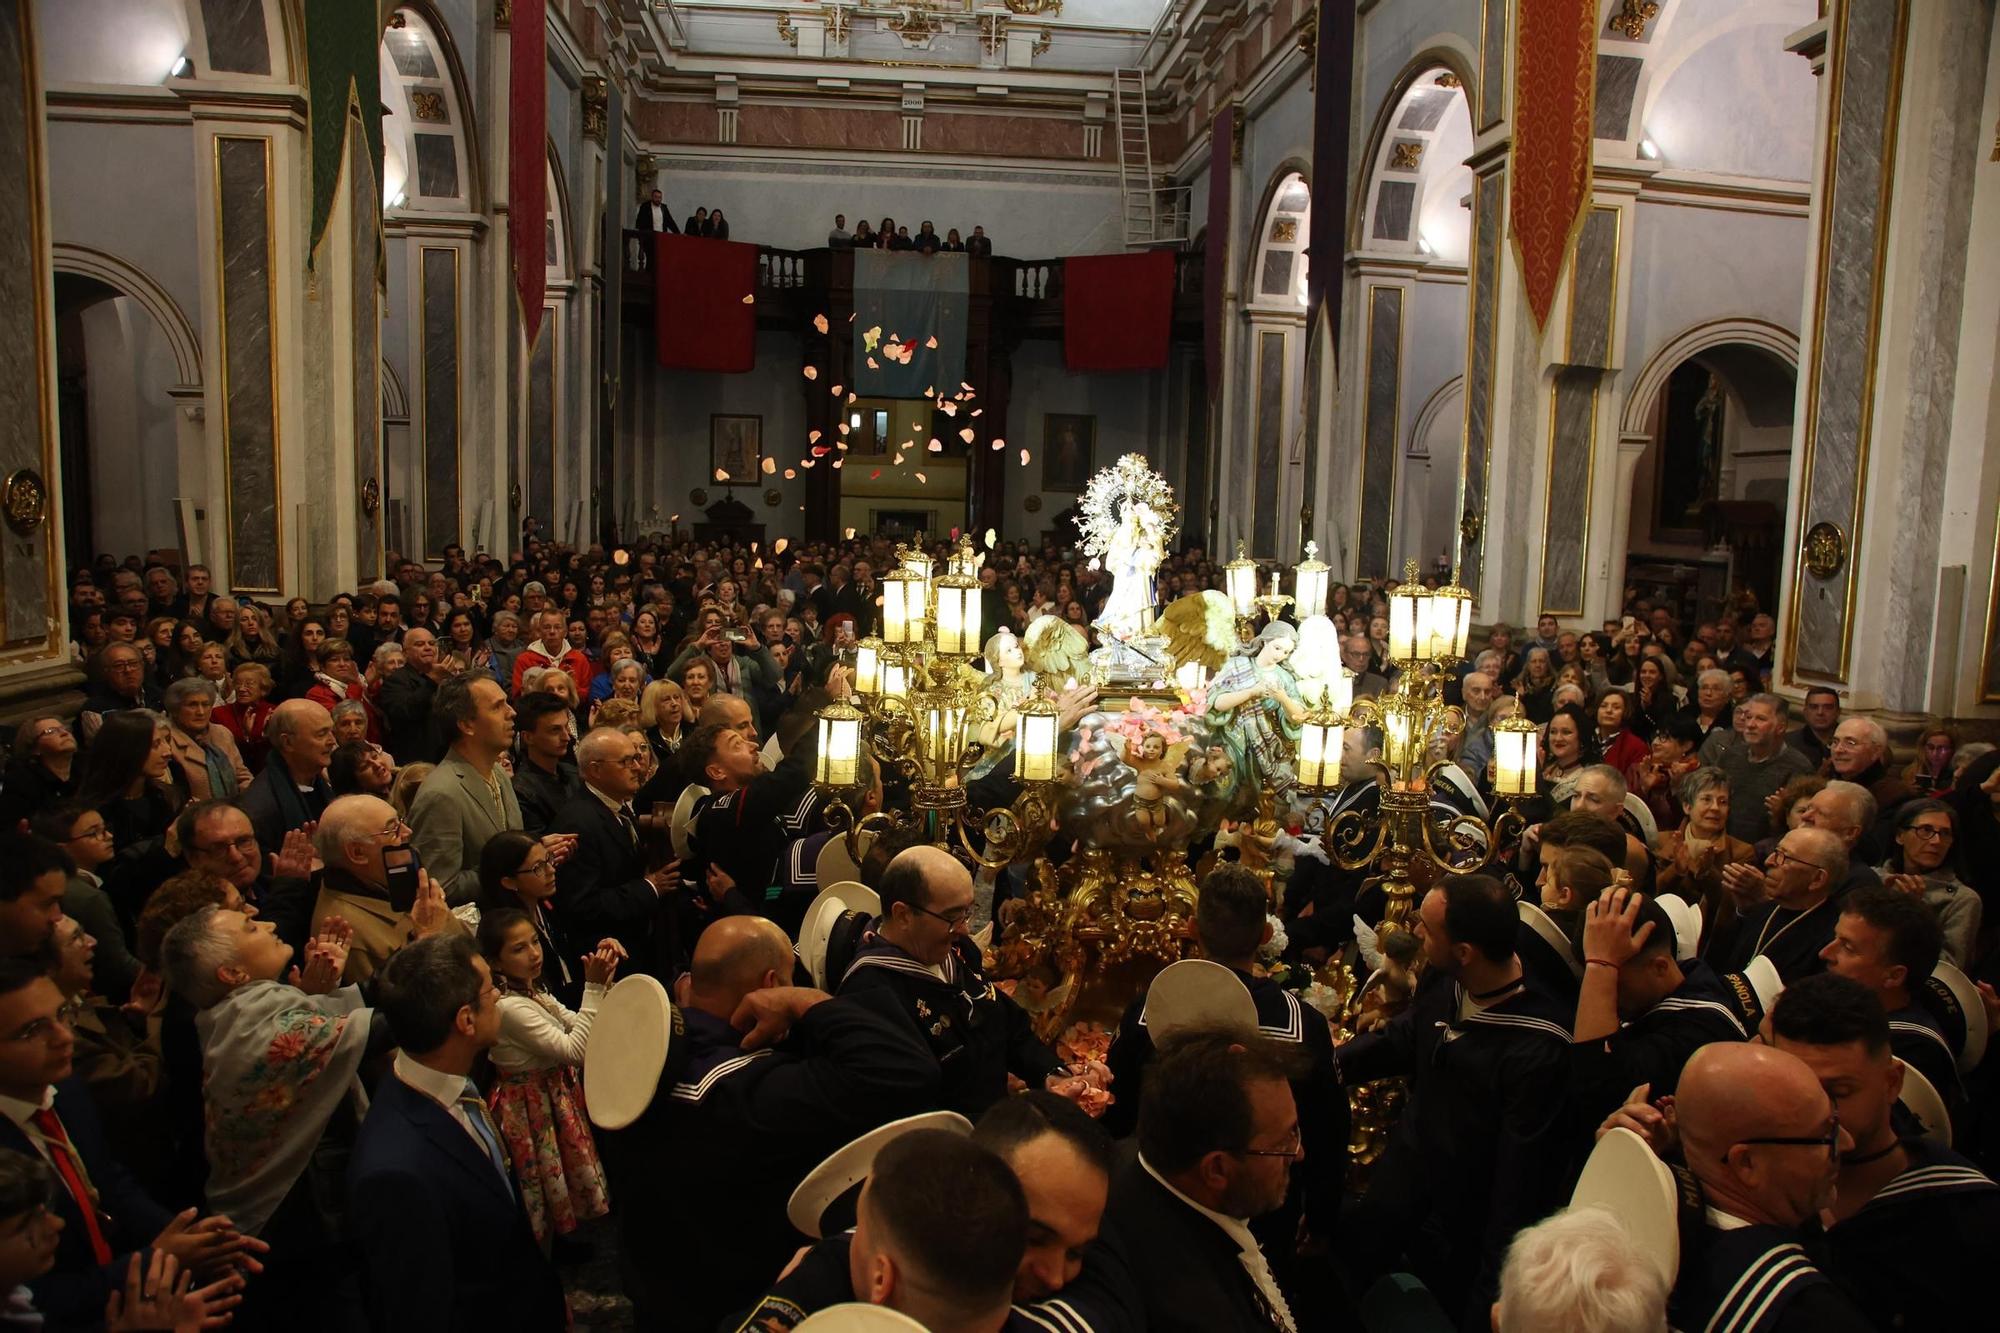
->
[308,795,459,985]
[174,801,317,957]
[546,728,683,978]
[1104,1031,1307,1333]
[76,643,159,746]
[1336,873,1573,1327]
[1768,972,2000,1331]
[838,846,1068,1118]
[1711,827,1849,1031]
[1662,1038,1868,1331]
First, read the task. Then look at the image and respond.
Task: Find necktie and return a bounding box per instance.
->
[617,805,639,846]
[31,1108,113,1265]
[455,1087,515,1198]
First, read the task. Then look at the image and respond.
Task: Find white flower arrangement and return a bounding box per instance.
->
[1258,913,1288,964]
[1300,981,1343,1021]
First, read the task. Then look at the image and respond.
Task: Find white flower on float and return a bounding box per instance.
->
[1291,615,1339,702]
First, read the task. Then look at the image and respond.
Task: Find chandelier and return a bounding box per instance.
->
[812,536,1065,868]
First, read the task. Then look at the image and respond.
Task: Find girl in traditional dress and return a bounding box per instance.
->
[477,908,620,1249]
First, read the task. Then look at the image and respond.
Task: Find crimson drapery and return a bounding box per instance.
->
[509,0,547,347]
[653,234,760,372]
[1064,250,1175,372]
[1509,0,1597,329]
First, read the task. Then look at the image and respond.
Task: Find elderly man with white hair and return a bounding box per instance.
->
[308,793,461,983]
[1825,717,1911,841]
[1493,1203,1668,1333]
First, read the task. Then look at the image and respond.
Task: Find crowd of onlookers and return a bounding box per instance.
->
[828,213,994,256]
[1,528,1997,1331]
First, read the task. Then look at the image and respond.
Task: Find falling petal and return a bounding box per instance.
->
[867,356,880,369]
[742,294,755,305]
[991,439,1005,451]
[971,408,983,417]
[937,400,958,417]
[774,538,789,554]
[925,335,938,349]
[669,514,681,522]
[714,468,728,481]
[961,382,975,393]
[1020,448,1031,466]
[831,384,843,397]
[809,429,822,443]
[751,541,760,552]
[984,529,997,548]
[925,385,935,398]
[783,468,797,480]
[927,439,943,453]
[893,453,904,465]
[802,459,816,469]
[847,392,857,404]
[845,527,857,539]
[915,472,927,484]
[959,427,975,443]
[870,469,880,479]
[837,422,849,435]
[951,527,961,540]
[803,366,818,380]
[832,459,844,469]
[813,314,829,334]
[761,457,775,474]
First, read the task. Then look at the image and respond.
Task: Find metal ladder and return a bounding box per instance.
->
[1112,67,1156,248]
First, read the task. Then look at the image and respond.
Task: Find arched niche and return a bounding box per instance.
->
[380,5,477,213]
[1239,166,1311,559]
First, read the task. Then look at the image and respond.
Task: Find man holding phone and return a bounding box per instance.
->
[309,794,464,984]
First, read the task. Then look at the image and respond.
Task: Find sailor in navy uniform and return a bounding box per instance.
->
[1568,889,1747,1127]
[595,916,938,1330]
[837,846,1067,1117]
[1762,970,2000,1330]
[1337,876,1574,1328]
[1666,1040,1871,1333]
[1104,865,1345,1270]
[681,718,819,940]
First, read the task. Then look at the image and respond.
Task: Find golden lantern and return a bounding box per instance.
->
[880,568,925,646]
[1174,660,1211,694]
[1015,694,1062,784]
[853,637,884,697]
[931,571,982,657]
[1493,712,1541,798]
[1224,542,1259,616]
[813,701,865,789]
[916,689,970,783]
[1387,577,1427,664]
[880,659,911,701]
[1295,703,1346,793]
[1293,540,1330,619]
[1430,579,1474,661]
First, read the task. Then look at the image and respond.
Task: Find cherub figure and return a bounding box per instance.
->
[1127,730,1193,834]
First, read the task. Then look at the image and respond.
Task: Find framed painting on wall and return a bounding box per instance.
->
[711,414,762,485]
[1041,413,1094,492]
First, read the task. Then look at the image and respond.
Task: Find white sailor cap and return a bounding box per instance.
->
[1570,1126,1682,1286]
[794,1307,930,1332]
[1653,893,1703,964]
[1896,1061,1954,1148]
[800,880,881,991]
[1921,960,1986,1074]
[786,1110,973,1239]
[583,975,676,1131]
[1142,959,1257,1041]
[670,784,710,861]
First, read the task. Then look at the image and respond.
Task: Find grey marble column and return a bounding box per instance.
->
[1539,207,1619,615]
[0,0,56,647]
[1356,285,1403,579]
[349,121,382,577]
[1251,329,1285,556]
[1790,0,1907,681]
[1458,168,1505,590]
[421,247,460,558]
[527,316,556,532]
[215,135,280,592]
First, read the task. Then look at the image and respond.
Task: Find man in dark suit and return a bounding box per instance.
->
[348,935,564,1333]
[0,958,262,1325]
[632,187,677,233]
[377,627,450,765]
[832,558,879,635]
[510,691,579,838]
[1104,1031,1307,1332]
[547,726,684,977]
[238,698,336,854]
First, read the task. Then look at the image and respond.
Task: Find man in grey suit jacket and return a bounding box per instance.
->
[409,675,575,904]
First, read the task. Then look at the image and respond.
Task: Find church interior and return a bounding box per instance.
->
[0,1,1998,1330]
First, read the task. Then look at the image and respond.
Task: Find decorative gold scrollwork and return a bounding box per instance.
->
[2,469,47,535]
[1803,521,1847,579]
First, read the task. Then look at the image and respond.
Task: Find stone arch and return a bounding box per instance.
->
[381,4,478,212]
[1620,319,1800,436]
[1347,43,1479,255]
[381,356,408,421]
[1245,161,1311,310]
[546,143,573,282]
[49,244,202,389]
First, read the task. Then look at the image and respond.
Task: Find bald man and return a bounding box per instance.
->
[1711,827,1850,1009]
[600,916,938,1329]
[238,698,338,853]
[1663,1042,1871,1332]
[838,847,1069,1117]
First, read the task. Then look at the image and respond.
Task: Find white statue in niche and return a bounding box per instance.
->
[1078,454,1177,648]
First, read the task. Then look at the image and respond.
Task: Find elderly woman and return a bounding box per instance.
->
[214,661,276,772]
[1878,799,1980,968]
[487,609,527,687]
[305,638,384,745]
[1652,767,1756,934]
[163,677,253,801]
[1678,668,1734,744]
[0,714,80,831]
[638,679,689,764]
[330,698,374,748]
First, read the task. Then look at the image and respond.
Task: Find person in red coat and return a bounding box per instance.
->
[509,609,593,698]
[303,640,384,745]
[1592,690,1650,775]
[213,661,277,772]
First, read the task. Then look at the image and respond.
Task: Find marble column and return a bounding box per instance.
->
[420,244,462,558]
[1456,160,1506,596]
[213,134,281,593]
[0,0,68,685]
[349,120,383,580]
[1354,278,1408,579]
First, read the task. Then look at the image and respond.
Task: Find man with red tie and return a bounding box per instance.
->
[0,956,265,1324]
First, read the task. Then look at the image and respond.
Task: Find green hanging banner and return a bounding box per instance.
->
[305,0,384,265]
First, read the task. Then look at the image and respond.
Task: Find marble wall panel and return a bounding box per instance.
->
[0,0,52,643]
[201,0,271,76]
[1399,87,1454,133]
[421,248,459,558]
[1357,287,1403,579]
[1567,207,1618,369]
[1794,0,1905,680]
[528,313,555,529]
[414,134,458,199]
[1183,371,1210,551]
[1594,56,1643,140]
[1459,169,1504,589]
[1540,368,1598,614]
[216,136,279,591]
[1373,180,1415,240]
[1252,330,1284,557]
[1479,0,1507,128]
[350,122,380,575]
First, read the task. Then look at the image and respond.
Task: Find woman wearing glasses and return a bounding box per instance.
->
[1877,800,1978,968]
[0,716,78,833]
[465,831,584,1009]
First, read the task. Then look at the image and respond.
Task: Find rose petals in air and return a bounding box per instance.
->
[863,326,882,350]
[761,457,775,474]
[783,469,797,480]
[775,538,790,554]
[915,472,927,484]
[893,453,904,465]
[714,469,728,481]
[803,366,818,380]
[870,469,881,479]
[742,294,755,305]
[937,400,958,417]
[813,314,829,334]
[985,529,997,547]
[928,439,943,453]
[991,438,1006,451]
[867,356,880,369]
[845,527,857,539]
[971,409,983,417]
[670,514,681,522]
[925,335,939,349]
[830,384,843,398]
[809,429,822,443]
[960,428,975,443]
[832,459,844,469]
[1020,448,1031,466]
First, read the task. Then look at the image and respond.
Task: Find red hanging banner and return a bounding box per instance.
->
[1509,0,1597,330]
[1064,251,1175,372]
[510,0,548,348]
[654,234,760,373]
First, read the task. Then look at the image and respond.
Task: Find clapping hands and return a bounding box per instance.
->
[104,1251,245,1332]
[583,938,626,986]
[290,916,354,993]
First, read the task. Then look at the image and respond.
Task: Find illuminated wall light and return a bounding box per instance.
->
[1639,138,1660,160]
[171,55,193,78]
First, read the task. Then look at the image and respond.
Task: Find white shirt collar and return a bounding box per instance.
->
[586,782,625,813]
[1139,1153,1257,1248]
[0,1085,56,1131]
[1704,1205,1755,1231]
[393,1050,474,1110]
[1139,1155,1296,1332]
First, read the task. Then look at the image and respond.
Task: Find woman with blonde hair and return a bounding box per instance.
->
[388,762,434,822]
[638,679,690,763]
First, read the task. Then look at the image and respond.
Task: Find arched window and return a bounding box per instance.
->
[379,9,472,212]
[1250,173,1311,309]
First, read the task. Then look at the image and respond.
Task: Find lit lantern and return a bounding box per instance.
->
[1224,542,1260,618]
[1291,615,1338,702]
[880,659,911,701]
[853,638,883,696]
[918,690,970,781]
[1493,713,1540,798]
[1329,663,1355,716]
[1293,542,1329,619]
[1383,705,1418,771]
[1387,579,1428,663]
[1174,660,1210,693]
[1015,695,1061,784]
[814,702,865,789]
[931,572,982,657]
[880,569,922,646]
[1295,704,1346,793]
[1431,580,1474,660]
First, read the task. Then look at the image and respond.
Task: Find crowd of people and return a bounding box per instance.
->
[828,214,994,257]
[631,190,731,241]
[0,528,1994,1332]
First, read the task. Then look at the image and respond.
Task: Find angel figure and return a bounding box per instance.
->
[1125,730,1194,834]
[1022,614,1091,688]
[1207,622,1309,796]
[1353,916,1421,1032]
[971,629,1040,775]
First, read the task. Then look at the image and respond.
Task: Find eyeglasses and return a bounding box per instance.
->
[374,818,412,840]
[515,858,556,879]
[1904,824,1952,842]
[1731,1110,1840,1162]
[912,902,972,930]
[194,833,260,857]
[1767,847,1828,873]
[1238,1126,1304,1160]
[64,825,113,844]
[31,725,66,742]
